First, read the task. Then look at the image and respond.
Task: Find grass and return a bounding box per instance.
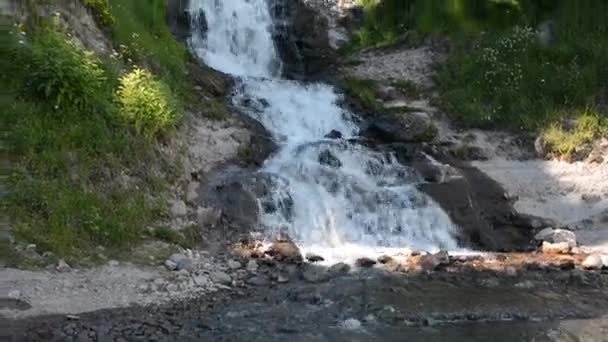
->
[342,77,381,112]
[2,0,195,260]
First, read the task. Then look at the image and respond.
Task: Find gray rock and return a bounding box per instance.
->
[170,200,188,217]
[211,271,232,285]
[196,206,222,228]
[186,182,200,204]
[108,260,119,267]
[328,262,351,276]
[581,194,602,204]
[42,251,55,259]
[193,275,211,287]
[267,239,302,263]
[166,283,179,293]
[246,259,259,272]
[166,254,192,271]
[56,259,71,273]
[325,130,342,139]
[246,275,269,286]
[227,259,242,270]
[364,112,437,143]
[340,318,362,330]
[164,259,178,271]
[301,266,330,283]
[534,228,577,248]
[356,257,377,268]
[582,255,603,270]
[277,274,289,283]
[305,252,325,263]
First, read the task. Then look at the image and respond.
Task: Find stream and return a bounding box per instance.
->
[188,0,461,264]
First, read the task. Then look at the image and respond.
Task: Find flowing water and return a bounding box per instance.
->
[189,0,460,263]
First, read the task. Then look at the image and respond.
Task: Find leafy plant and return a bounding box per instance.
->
[343,77,380,112]
[542,110,608,160]
[83,0,114,26]
[115,68,179,139]
[19,27,107,112]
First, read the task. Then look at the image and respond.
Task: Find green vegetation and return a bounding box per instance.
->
[115,68,179,139]
[84,0,114,26]
[2,0,194,259]
[343,77,381,112]
[542,111,608,161]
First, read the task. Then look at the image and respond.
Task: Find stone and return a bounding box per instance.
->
[318,149,342,168]
[227,259,242,270]
[534,136,546,158]
[108,260,119,267]
[541,241,571,255]
[556,258,575,270]
[377,255,393,264]
[267,239,302,263]
[535,228,577,248]
[193,275,211,287]
[166,283,179,293]
[170,200,188,217]
[166,254,192,271]
[356,257,377,268]
[56,259,71,273]
[42,251,55,259]
[246,275,269,286]
[164,259,179,271]
[210,271,232,285]
[340,318,362,330]
[581,194,602,204]
[246,259,259,272]
[363,112,436,143]
[582,255,603,270]
[414,251,450,272]
[301,266,330,283]
[305,252,325,263]
[328,262,351,276]
[277,275,289,283]
[196,207,222,228]
[325,130,343,139]
[186,182,200,204]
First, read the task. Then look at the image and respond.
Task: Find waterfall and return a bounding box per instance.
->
[189,0,460,263]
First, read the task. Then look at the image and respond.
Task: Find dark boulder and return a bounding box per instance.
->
[325,130,343,140]
[363,112,437,143]
[318,149,343,168]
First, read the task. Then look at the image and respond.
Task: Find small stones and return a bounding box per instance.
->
[340,318,362,330]
[581,194,602,204]
[356,257,377,268]
[166,283,179,293]
[301,265,330,283]
[328,262,351,276]
[246,275,269,286]
[541,241,571,255]
[210,271,232,285]
[582,255,604,270]
[227,259,242,270]
[193,275,211,287]
[164,254,192,271]
[56,259,72,273]
[305,252,325,263]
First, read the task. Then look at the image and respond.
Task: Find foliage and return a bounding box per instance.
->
[83,0,114,26]
[16,26,108,113]
[542,111,608,160]
[115,68,179,138]
[438,1,608,129]
[343,77,380,112]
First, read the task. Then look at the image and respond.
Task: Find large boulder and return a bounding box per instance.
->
[268,0,336,78]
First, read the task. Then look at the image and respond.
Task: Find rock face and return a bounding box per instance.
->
[268,0,336,78]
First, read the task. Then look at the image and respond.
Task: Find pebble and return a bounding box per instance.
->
[108,260,120,267]
[277,275,289,283]
[56,259,72,273]
[246,259,259,272]
[227,260,242,270]
[340,318,362,330]
[210,271,232,285]
[246,276,269,286]
[193,275,211,287]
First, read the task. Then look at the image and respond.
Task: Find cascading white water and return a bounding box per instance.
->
[189,0,460,263]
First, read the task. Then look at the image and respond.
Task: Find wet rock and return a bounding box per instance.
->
[56,259,71,273]
[412,251,449,272]
[377,255,393,264]
[227,260,242,270]
[213,180,260,229]
[340,318,362,330]
[582,255,604,270]
[169,200,188,217]
[246,275,269,286]
[301,265,330,283]
[325,130,343,139]
[535,228,577,248]
[210,271,232,285]
[581,194,602,204]
[267,239,302,263]
[318,149,342,168]
[363,112,436,143]
[328,262,351,276]
[541,241,571,255]
[305,252,325,263]
[356,257,377,268]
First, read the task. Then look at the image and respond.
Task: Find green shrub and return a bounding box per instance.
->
[115,68,179,138]
[19,27,107,112]
[343,77,380,112]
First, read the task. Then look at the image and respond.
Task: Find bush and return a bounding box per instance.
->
[19,27,107,112]
[83,0,114,26]
[542,110,608,160]
[343,77,380,112]
[115,68,179,138]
